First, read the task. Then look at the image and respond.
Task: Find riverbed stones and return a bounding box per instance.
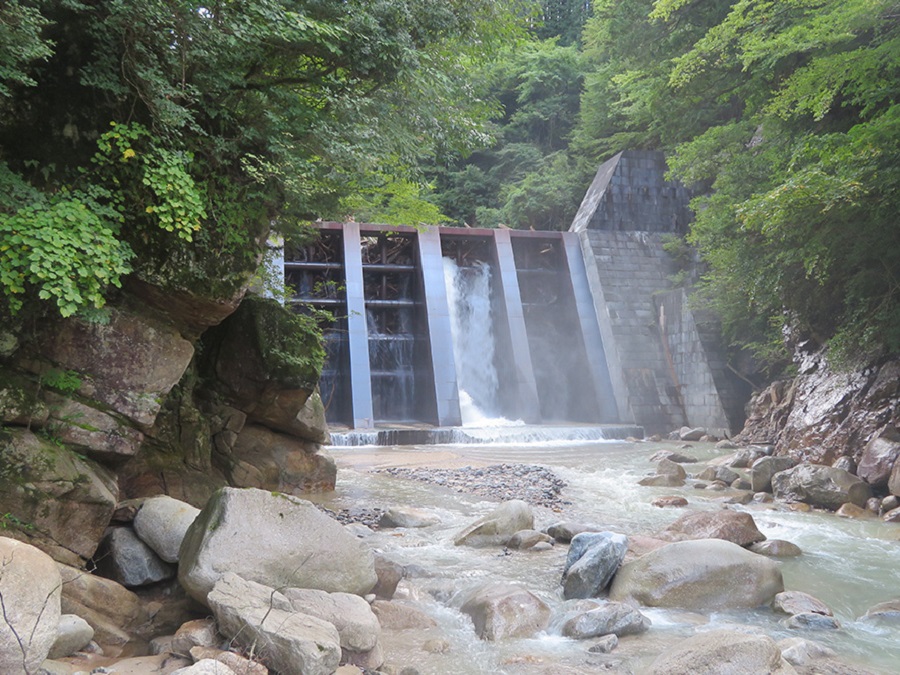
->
[773,591,832,616]
[561,601,650,639]
[777,637,836,666]
[0,538,62,674]
[608,539,784,610]
[772,464,872,509]
[862,599,900,623]
[57,562,152,648]
[371,601,437,630]
[697,465,739,484]
[657,509,766,547]
[178,487,377,603]
[652,495,688,508]
[48,614,95,659]
[459,583,551,640]
[750,456,796,493]
[133,495,200,563]
[782,612,841,630]
[378,507,441,529]
[188,646,268,675]
[283,588,381,654]
[207,573,341,675]
[857,427,900,488]
[506,529,554,550]
[562,532,628,600]
[372,554,404,600]
[750,540,803,557]
[545,521,606,543]
[646,629,795,675]
[453,500,534,547]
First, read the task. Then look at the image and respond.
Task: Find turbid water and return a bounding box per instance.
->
[309,436,900,674]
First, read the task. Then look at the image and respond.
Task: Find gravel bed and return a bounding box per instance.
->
[376,463,570,511]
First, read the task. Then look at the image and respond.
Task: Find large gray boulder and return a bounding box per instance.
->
[0,538,62,674]
[458,583,550,640]
[561,532,627,599]
[657,510,765,547]
[608,539,784,610]
[561,601,650,639]
[207,573,341,675]
[772,464,872,509]
[133,495,200,563]
[750,456,797,493]
[178,487,377,604]
[857,428,900,488]
[453,500,534,547]
[94,527,175,587]
[282,588,381,663]
[47,614,94,659]
[647,629,796,675]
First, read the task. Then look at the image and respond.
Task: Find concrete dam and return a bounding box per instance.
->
[281,151,748,437]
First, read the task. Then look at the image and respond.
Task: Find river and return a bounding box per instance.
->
[310,435,900,674]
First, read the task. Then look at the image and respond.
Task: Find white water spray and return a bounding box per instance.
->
[443,258,505,425]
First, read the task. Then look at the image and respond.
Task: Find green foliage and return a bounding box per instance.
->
[0,0,527,318]
[41,368,82,394]
[572,0,900,364]
[248,296,328,389]
[335,172,449,226]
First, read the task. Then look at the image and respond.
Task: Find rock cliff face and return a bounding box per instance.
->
[737,341,900,496]
[0,281,333,566]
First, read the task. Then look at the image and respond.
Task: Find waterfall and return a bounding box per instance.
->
[443,258,503,425]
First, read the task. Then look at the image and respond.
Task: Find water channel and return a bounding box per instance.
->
[311,435,900,674]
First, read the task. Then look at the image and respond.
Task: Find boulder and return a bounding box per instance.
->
[658,510,766,547]
[561,532,628,600]
[0,538,62,673]
[638,474,685,487]
[178,487,377,604]
[891,459,900,497]
[773,591,832,616]
[857,427,900,488]
[782,612,841,630]
[48,614,95,659]
[647,629,795,675]
[57,563,152,648]
[282,588,381,653]
[657,459,688,479]
[453,500,534,547]
[652,496,688,508]
[372,554,404,600]
[458,583,550,640]
[29,307,194,429]
[170,618,219,656]
[608,539,783,610]
[561,602,650,639]
[679,427,707,441]
[133,495,200,563]
[862,599,900,623]
[94,527,175,587]
[171,658,237,675]
[225,424,336,493]
[772,464,872,509]
[749,540,803,557]
[836,502,874,519]
[777,637,836,667]
[729,446,767,468]
[697,466,739,484]
[370,601,437,630]
[378,507,441,529]
[588,634,619,654]
[0,429,118,561]
[750,456,797,493]
[545,522,606,543]
[188,646,268,675]
[0,367,50,426]
[506,529,554,550]
[207,573,341,675]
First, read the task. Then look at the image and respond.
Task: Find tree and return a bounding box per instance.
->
[0,0,525,317]
[574,0,900,364]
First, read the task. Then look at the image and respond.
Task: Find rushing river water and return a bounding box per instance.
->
[309,436,900,674]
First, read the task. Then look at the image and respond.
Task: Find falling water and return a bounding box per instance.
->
[443,258,501,424]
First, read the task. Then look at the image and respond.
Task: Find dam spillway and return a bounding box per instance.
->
[282,151,749,438]
[285,223,617,430]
